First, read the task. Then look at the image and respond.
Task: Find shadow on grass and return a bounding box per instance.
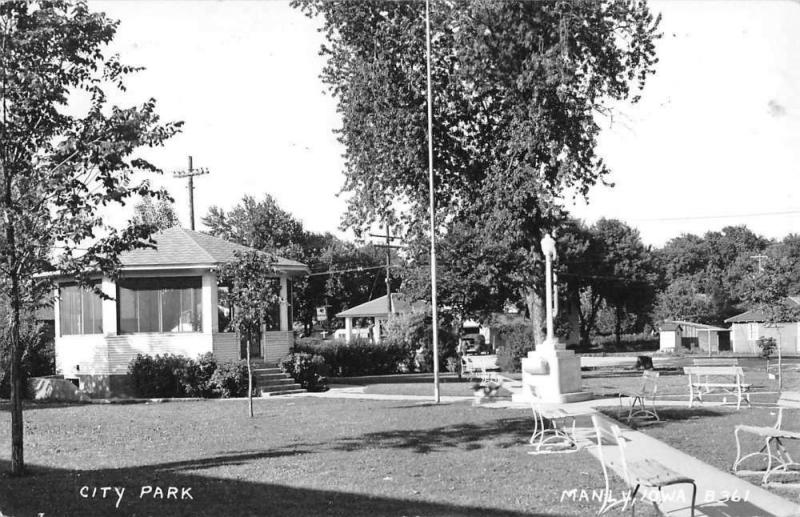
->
[330,417,531,454]
[0,400,96,412]
[0,457,555,517]
[597,406,727,429]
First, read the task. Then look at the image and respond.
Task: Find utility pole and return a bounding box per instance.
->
[424,0,440,403]
[369,225,402,315]
[751,254,768,272]
[173,156,209,230]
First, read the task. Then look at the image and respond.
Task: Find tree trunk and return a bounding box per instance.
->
[246,338,253,418]
[524,287,545,347]
[9,272,23,475]
[614,305,624,346]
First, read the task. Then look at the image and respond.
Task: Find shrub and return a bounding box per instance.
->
[757,336,776,359]
[594,333,659,352]
[293,338,416,377]
[495,324,535,373]
[209,360,250,398]
[128,354,191,398]
[180,352,218,398]
[280,353,329,391]
[0,316,54,399]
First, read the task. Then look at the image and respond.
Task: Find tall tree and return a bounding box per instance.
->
[131,196,180,230]
[204,194,386,335]
[0,1,181,474]
[295,0,661,343]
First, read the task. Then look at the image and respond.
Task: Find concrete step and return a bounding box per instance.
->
[256,379,297,387]
[254,372,290,380]
[252,368,283,374]
[260,388,306,397]
[260,383,301,391]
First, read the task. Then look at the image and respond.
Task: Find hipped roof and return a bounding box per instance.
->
[118,227,308,274]
[336,293,425,318]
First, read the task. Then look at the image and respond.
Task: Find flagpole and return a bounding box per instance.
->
[425,0,440,403]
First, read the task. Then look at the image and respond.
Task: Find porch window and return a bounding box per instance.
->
[59,284,103,335]
[118,277,202,334]
[265,278,281,331]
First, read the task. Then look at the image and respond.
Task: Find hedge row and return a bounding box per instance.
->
[128,353,250,398]
[292,338,418,377]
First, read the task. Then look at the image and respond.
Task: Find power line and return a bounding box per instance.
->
[306,264,390,277]
[627,209,800,223]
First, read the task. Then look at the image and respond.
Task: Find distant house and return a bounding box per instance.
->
[52,227,308,397]
[335,293,425,343]
[725,297,800,355]
[660,320,730,353]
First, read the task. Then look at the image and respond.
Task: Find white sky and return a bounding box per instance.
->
[91,0,800,247]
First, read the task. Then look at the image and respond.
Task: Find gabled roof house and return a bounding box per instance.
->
[54,227,309,397]
[724,297,800,355]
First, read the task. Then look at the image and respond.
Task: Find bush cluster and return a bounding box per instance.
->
[280,353,329,391]
[293,338,415,377]
[128,353,250,398]
[0,318,55,398]
[495,324,535,373]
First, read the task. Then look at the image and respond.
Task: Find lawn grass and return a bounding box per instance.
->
[0,397,651,516]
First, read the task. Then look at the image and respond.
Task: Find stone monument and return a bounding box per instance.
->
[513,233,590,403]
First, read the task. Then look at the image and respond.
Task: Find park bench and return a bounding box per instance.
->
[591,413,697,516]
[733,391,800,484]
[461,354,500,384]
[618,370,660,423]
[692,358,739,367]
[683,366,751,410]
[527,386,576,453]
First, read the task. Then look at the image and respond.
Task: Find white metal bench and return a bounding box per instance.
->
[733,391,800,484]
[461,354,500,384]
[683,366,751,410]
[527,386,576,453]
[618,370,660,423]
[592,414,696,516]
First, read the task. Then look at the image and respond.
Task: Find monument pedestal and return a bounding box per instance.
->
[512,338,591,404]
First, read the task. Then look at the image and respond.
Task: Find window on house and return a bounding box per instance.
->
[748,323,759,340]
[265,278,282,331]
[59,284,103,335]
[118,277,202,334]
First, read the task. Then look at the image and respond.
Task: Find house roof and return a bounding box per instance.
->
[336,293,424,318]
[725,297,800,324]
[118,227,309,274]
[662,320,728,332]
[659,323,683,332]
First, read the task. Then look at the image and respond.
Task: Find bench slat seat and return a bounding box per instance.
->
[621,458,695,487]
[691,382,752,388]
[592,414,696,516]
[733,392,800,484]
[736,425,800,440]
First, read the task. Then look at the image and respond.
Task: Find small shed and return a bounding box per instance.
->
[659,322,682,352]
[663,320,731,353]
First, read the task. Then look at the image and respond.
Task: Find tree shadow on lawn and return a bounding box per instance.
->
[597,406,727,429]
[330,417,532,454]
[0,458,556,517]
[0,400,95,412]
